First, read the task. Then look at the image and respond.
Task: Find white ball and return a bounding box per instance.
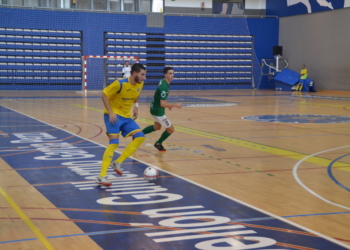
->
[144,167,159,182]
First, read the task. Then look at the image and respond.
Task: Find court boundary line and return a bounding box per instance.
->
[2,104,350,249]
[293,146,350,212]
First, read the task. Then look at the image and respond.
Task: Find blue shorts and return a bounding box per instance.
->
[104,114,141,138]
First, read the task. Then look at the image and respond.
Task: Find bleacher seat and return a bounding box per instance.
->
[0,28,82,89]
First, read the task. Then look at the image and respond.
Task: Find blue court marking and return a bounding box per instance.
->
[0,96,101,99]
[243,114,350,124]
[243,133,344,139]
[1,105,349,250]
[47,227,153,238]
[0,228,153,244]
[0,94,293,100]
[231,217,274,223]
[327,154,350,192]
[2,211,350,245]
[5,94,348,102]
[230,210,350,222]
[283,211,350,218]
[0,95,235,106]
[303,95,350,102]
[0,238,37,244]
[140,95,233,104]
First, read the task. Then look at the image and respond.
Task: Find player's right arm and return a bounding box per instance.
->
[160,100,182,109]
[102,93,117,124]
[157,82,182,109]
[102,80,121,124]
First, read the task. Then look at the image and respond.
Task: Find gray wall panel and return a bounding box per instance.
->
[164,6,212,14]
[279,8,350,91]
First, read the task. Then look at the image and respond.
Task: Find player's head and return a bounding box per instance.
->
[302,65,306,69]
[163,67,174,83]
[131,63,146,83]
[125,61,129,66]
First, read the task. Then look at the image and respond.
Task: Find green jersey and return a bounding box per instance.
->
[150,79,170,116]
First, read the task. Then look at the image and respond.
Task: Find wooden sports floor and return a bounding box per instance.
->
[0,89,350,250]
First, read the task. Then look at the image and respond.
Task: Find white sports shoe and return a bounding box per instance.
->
[96,176,112,186]
[110,161,123,176]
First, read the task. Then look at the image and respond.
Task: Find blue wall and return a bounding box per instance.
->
[266,0,346,17]
[0,8,278,89]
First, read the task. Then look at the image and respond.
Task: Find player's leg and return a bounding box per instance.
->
[97,114,121,186]
[114,130,145,164]
[111,118,145,173]
[299,80,304,91]
[142,121,161,134]
[154,115,173,152]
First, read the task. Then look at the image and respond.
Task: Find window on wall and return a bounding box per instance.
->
[213,0,245,15]
[93,0,107,10]
[0,0,151,11]
[152,0,163,12]
[109,0,120,11]
[139,0,150,12]
[76,0,91,10]
[124,0,134,11]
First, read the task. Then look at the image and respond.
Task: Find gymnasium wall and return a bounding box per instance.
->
[0,7,278,90]
[279,7,350,91]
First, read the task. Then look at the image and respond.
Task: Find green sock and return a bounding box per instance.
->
[142,125,156,135]
[156,130,171,144]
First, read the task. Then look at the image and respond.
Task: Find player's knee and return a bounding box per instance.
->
[133,131,145,139]
[166,126,174,134]
[154,124,161,131]
[109,138,119,145]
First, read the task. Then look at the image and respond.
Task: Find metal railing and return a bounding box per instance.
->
[0,1,278,18]
[164,13,278,19]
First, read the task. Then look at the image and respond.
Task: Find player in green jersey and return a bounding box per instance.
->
[142,67,182,152]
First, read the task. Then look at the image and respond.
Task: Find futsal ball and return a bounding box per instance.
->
[144,167,159,182]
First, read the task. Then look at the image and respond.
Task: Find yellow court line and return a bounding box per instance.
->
[298,102,346,108]
[73,104,350,172]
[0,187,55,250]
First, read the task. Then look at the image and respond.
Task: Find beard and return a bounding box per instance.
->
[135,75,142,83]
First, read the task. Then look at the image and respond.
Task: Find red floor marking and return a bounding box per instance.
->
[0,216,319,250]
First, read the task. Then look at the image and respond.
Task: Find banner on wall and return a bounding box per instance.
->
[267,0,350,17]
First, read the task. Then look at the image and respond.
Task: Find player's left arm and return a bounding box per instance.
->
[132,97,139,120]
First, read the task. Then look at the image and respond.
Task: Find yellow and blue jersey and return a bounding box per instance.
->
[300,69,308,79]
[103,78,144,118]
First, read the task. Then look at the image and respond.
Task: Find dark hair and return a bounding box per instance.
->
[131,63,146,74]
[163,67,173,74]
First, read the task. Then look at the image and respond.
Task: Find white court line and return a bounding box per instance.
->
[2,104,350,249]
[293,145,350,211]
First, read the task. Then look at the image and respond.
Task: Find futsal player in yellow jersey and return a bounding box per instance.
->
[296,65,308,91]
[97,63,146,186]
